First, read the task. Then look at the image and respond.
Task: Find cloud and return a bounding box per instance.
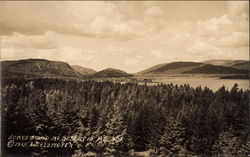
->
[228,1,249,18]
[3,1,222,40]
[145,6,163,17]
[188,40,218,53]
[89,16,140,40]
[194,1,249,49]
[150,50,164,59]
[1,46,98,68]
[1,1,158,40]
[1,48,41,60]
[196,15,232,36]
[1,2,115,37]
[2,32,58,49]
[217,32,249,47]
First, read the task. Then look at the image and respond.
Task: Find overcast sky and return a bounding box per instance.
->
[1,1,249,73]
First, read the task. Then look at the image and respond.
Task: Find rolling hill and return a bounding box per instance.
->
[1,59,82,78]
[183,64,248,74]
[138,62,202,74]
[93,68,133,78]
[71,65,96,75]
[204,59,250,70]
[137,61,248,76]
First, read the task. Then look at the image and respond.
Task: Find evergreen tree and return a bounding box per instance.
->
[104,106,133,155]
[213,130,250,156]
[158,118,188,156]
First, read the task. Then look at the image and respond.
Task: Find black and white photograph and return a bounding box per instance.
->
[0,1,249,157]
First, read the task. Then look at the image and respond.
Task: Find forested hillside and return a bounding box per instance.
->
[1,78,249,157]
[1,59,82,78]
[93,68,133,78]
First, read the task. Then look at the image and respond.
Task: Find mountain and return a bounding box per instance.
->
[204,59,250,70]
[137,61,248,76]
[138,62,202,74]
[71,65,96,75]
[1,59,82,78]
[183,64,248,74]
[93,68,133,78]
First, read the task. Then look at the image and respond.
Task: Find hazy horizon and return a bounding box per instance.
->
[1,1,249,73]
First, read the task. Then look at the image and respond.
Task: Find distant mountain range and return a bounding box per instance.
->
[1,58,249,79]
[0,59,132,78]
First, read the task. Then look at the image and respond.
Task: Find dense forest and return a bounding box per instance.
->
[1,78,249,157]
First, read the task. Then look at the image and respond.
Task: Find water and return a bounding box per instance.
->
[146,77,249,91]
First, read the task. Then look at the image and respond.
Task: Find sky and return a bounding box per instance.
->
[1,1,249,73]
